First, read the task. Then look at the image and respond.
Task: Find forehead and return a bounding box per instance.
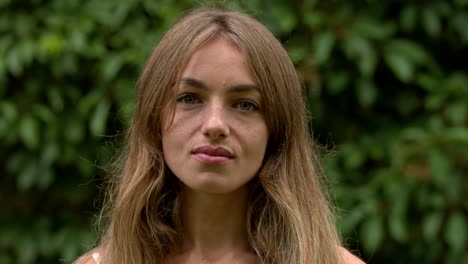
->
[180,35,256,86]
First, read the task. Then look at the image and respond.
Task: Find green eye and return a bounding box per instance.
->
[236,101,257,111]
[177,94,199,104]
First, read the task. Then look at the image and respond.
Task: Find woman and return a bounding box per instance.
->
[75,8,364,264]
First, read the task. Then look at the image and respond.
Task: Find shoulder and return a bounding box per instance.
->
[340,247,365,264]
[73,249,103,264]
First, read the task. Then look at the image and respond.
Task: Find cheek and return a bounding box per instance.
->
[161,129,182,174]
[259,122,269,149]
[160,110,179,146]
[160,122,177,159]
[247,124,269,161]
[160,110,172,133]
[161,126,179,152]
[161,117,190,161]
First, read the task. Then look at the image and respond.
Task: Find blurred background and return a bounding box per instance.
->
[1,0,467,263]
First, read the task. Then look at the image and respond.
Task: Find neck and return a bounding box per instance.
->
[178,186,251,256]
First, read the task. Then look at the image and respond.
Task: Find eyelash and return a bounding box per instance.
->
[177,93,259,112]
[177,93,200,104]
[233,100,258,112]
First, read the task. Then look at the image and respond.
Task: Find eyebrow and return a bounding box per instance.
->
[180,77,259,93]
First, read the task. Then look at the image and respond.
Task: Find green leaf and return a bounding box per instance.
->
[400,4,417,32]
[90,99,111,136]
[422,7,441,37]
[278,11,297,34]
[286,42,307,64]
[400,127,427,141]
[417,73,439,92]
[65,118,85,143]
[422,211,443,241]
[6,46,22,76]
[384,40,431,83]
[388,40,430,64]
[430,192,447,209]
[384,51,414,83]
[78,91,101,117]
[39,33,66,55]
[445,101,467,125]
[18,236,36,263]
[0,0,12,8]
[343,34,374,69]
[261,4,297,35]
[18,39,35,66]
[425,94,445,110]
[452,12,468,44]
[444,171,463,203]
[358,46,378,77]
[69,29,87,53]
[32,104,55,124]
[445,212,467,252]
[388,212,408,242]
[101,53,124,81]
[47,88,64,112]
[303,11,326,28]
[339,206,366,235]
[0,101,18,122]
[6,152,26,174]
[313,31,335,65]
[41,142,60,164]
[17,161,37,191]
[326,70,350,94]
[444,127,468,144]
[19,115,40,149]
[428,149,452,188]
[37,164,54,190]
[342,144,366,169]
[356,78,377,107]
[353,17,395,40]
[360,215,384,253]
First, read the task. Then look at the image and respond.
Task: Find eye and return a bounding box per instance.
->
[234,100,258,112]
[177,93,200,104]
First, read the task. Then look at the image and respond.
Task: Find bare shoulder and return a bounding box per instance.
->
[73,248,103,264]
[340,247,365,264]
[73,253,95,264]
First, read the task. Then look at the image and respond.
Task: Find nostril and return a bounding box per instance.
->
[203,127,227,139]
[201,105,230,139]
[201,119,229,139]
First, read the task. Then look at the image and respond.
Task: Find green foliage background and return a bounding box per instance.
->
[1,0,467,263]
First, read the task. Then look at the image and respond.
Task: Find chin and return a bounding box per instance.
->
[185,182,239,195]
[182,175,248,195]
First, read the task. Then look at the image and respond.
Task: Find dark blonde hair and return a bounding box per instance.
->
[95,8,343,264]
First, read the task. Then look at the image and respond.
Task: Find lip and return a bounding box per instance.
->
[192,145,234,165]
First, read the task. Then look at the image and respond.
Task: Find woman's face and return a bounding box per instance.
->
[161,36,269,194]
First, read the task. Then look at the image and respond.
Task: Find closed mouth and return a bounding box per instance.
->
[192,145,234,164]
[192,145,234,158]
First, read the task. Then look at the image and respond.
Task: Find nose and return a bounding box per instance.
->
[201,103,230,140]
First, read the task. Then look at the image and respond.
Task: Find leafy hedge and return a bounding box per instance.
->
[1,1,466,263]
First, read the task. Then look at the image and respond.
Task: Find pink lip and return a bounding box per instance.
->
[192,145,234,165]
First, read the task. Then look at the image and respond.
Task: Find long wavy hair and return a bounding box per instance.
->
[93,8,344,264]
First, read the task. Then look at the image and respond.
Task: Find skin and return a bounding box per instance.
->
[161,36,268,196]
[161,35,268,263]
[75,35,365,264]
